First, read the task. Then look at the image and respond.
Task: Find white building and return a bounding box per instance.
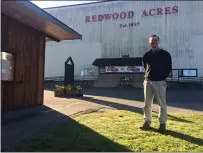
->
[44,1,203,86]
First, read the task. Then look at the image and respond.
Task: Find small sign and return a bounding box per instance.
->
[105,66,145,73]
[183,70,197,77]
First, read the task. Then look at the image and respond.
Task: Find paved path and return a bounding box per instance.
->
[2,88,203,150]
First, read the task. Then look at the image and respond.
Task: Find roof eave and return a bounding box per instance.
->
[20,1,82,41]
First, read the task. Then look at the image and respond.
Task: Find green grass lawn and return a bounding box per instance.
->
[7,110,203,152]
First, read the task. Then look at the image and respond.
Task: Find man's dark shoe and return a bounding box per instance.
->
[158,124,166,133]
[139,121,151,130]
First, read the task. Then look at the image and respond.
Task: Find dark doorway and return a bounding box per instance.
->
[64,57,74,86]
[119,76,131,87]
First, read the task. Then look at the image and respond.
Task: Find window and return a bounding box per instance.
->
[81,68,94,76]
[1,52,14,81]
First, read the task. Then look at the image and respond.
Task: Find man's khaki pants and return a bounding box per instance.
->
[143,80,167,124]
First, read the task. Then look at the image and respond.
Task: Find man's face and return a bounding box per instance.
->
[149,36,159,49]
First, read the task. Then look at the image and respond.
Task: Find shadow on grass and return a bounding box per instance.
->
[152,111,193,123]
[79,96,193,123]
[77,97,203,146]
[80,96,143,113]
[2,105,132,152]
[149,127,203,146]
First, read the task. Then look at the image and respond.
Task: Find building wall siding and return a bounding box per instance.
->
[45,41,101,77]
[1,14,45,110]
[45,1,203,77]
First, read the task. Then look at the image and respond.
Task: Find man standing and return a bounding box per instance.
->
[140,35,172,132]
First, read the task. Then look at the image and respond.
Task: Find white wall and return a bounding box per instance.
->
[45,1,203,77]
[45,41,101,77]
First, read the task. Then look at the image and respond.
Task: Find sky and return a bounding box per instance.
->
[31,1,98,8]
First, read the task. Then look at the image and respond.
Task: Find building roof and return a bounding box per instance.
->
[92,57,143,67]
[1,0,82,42]
[44,0,118,10]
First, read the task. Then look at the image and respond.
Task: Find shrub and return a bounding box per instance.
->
[55,84,83,97]
[65,85,72,91]
[76,86,82,90]
[55,85,65,93]
[71,85,78,91]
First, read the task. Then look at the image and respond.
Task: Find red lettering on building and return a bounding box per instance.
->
[165,7,171,14]
[149,9,155,16]
[142,5,178,17]
[85,11,134,22]
[98,15,104,21]
[85,6,178,22]
[172,6,178,14]
[157,8,163,15]
[113,13,119,20]
[104,14,112,20]
[142,10,148,17]
[120,12,127,19]
[85,16,90,22]
[92,15,97,22]
[127,11,134,18]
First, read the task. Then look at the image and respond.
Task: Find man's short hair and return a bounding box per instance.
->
[149,35,160,41]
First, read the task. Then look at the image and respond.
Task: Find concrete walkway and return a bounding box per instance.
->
[2,89,203,150]
[2,93,105,150]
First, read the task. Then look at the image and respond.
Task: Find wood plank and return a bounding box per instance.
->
[37,36,45,105]
[7,18,23,109]
[1,48,19,54]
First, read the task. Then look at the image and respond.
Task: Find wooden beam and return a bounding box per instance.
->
[45,34,60,42]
